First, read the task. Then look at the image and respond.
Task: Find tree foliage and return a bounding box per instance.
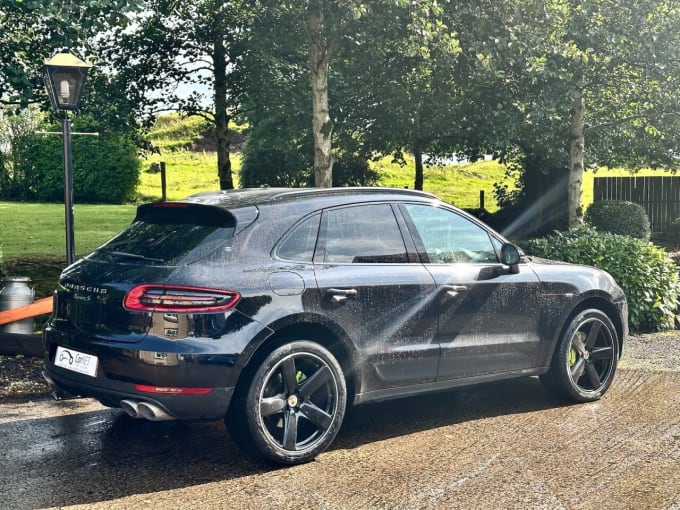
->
[458,0,680,231]
[4,0,680,222]
[100,0,257,190]
[0,0,142,109]
[339,2,464,190]
[246,0,460,189]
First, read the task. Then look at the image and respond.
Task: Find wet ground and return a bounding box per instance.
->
[0,363,678,510]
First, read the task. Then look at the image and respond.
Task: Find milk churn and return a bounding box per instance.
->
[0,276,35,334]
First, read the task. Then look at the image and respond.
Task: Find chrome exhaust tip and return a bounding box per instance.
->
[120,399,140,418]
[137,401,174,421]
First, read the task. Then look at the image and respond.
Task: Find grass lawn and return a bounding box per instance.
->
[137,150,234,201]
[0,202,136,261]
[0,203,136,297]
[375,156,508,210]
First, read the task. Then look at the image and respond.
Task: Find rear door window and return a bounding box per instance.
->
[318,204,408,264]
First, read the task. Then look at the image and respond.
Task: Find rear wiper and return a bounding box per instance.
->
[110,251,165,263]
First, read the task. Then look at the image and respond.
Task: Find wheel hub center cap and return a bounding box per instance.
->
[583,351,590,360]
[287,394,299,407]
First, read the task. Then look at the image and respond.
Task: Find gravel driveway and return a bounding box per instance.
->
[620,332,680,371]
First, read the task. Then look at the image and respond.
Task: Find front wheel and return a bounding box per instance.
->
[540,309,619,402]
[230,341,347,465]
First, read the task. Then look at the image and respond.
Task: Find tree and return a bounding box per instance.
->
[0,0,141,110]
[457,0,680,230]
[540,0,680,227]
[254,1,368,187]
[101,0,256,190]
[337,2,464,191]
[251,1,459,188]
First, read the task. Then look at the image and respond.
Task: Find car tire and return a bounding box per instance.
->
[228,340,347,465]
[540,309,619,402]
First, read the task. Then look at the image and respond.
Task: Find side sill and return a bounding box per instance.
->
[353,368,544,406]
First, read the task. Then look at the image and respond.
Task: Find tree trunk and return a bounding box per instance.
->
[568,92,585,228]
[413,110,424,190]
[414,151,424,190]
[307,3,333,188]
[214,37,233,190]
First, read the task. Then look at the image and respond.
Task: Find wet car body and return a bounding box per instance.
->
[42,187,628,464]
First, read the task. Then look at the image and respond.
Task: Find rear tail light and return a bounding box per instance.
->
[123,284,240,313]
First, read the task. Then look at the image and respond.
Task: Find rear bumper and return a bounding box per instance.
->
[42,363,233,420]
[42,324,238,420]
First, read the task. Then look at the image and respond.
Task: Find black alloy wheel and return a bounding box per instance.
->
[242,341,347,465]
[541,309,619,402]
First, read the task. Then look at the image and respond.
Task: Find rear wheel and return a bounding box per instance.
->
[540,309,619,402]
[227,340,346,465]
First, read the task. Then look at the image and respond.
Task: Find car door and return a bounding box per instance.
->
[400,203,543,381]
[311,203,439,391]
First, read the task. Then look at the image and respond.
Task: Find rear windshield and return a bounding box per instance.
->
[89,203,236,266]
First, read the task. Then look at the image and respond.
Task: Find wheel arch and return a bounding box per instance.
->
[558,296,625,359]
[233,318,360,408]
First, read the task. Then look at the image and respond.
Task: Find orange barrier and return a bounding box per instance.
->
[0,297,53,326]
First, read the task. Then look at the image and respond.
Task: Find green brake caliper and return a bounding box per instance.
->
[569,347,578,367]
[296,370,307,384]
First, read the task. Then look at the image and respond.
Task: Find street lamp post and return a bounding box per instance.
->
[41,53,92,266]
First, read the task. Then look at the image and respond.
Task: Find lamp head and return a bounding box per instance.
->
[42,53,92,111]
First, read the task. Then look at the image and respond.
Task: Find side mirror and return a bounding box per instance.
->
[500,243,521,274]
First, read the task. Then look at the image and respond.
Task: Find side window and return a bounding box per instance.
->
[403,204,498,263]
[277,213,321,262]
[322,204,408,264]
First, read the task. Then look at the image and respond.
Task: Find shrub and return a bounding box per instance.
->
[239,137,311,188]
[330,154,380,187]
[240,125,379,188]
[585,200,651,240]
[6,116,140,204]
[523,227,679,332]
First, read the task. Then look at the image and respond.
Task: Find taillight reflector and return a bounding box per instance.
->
[135,384,213,395]
[123,284,240,313]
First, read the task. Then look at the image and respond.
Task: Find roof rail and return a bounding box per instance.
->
[271,187,437,200]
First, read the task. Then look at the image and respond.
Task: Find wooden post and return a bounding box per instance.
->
[479,190,485,210]
[160,161,167,201]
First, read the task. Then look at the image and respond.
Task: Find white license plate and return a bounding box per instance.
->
[55,346,99,378]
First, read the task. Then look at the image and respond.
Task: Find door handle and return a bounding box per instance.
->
[326,288,358,303]
[443,285,468,298]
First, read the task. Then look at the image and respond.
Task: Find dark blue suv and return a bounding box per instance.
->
[43,188,627,464]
